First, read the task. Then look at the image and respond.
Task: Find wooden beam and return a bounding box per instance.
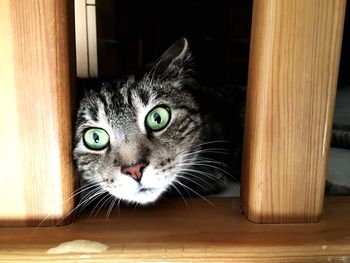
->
[0,197,349,261]
[240,0,346,223]
[0,0,75,226]
[74,0,89,77]
[74,0,98,77]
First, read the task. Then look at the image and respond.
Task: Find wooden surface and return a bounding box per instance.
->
[0,0,75,226]
[0,197,349,262]
[241,0,346,223]
[74,0,89,77]
[74,0,98,77]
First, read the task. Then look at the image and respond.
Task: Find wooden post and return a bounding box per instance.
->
[240,0,346,223]
[0,0,75,226]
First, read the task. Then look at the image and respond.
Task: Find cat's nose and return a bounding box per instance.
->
[121,162,148,182]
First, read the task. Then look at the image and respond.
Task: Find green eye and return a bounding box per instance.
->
[83,128,110,150]
[145,106,171,132]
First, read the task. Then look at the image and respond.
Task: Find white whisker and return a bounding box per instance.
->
[117,199,122,216]
[169,183,189,208]
[184,162,233,178]
[179,169,223,184]
[181,158,230,169]
[173,179,215,207]
[89,192,110,220]
[30,180,104,234]
[176,174,213,193]
[106,196,118,220]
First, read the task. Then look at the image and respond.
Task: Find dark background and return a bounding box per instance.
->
[94,0,349,86]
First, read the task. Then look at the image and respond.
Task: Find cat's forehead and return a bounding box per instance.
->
[78,75,187,131]
[105,78,175,110]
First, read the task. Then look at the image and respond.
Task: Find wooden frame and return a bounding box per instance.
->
[0,0,349,261]
[0,0,75,226]
[241,0,346,223]
[0,197,350,262]
[74,0,98,77]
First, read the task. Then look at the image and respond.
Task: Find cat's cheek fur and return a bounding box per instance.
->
[141,166,176,189]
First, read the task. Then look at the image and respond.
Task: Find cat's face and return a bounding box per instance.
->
[73,38,204,204]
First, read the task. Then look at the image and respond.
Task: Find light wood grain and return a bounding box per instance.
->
[0,197,349,262]
[74,0,98,77]
[74,0,89,77]
[0,0,75,226]
[240,0,346,223]
[86,2,98,77]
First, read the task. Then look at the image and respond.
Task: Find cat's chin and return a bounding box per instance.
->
[107,186,165,205]
[133,187,165,205]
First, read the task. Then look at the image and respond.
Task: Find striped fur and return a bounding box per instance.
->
[73,38,235,205]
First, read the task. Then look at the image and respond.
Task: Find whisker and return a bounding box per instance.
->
[96,195,114,220]
[169,183,189,208]
[65,181,104,203]
[31,180,103,233]
[32,188,105,234]
[71,189,106,221]
[78,187,105,212]
[89,192,111,220]
[117,199,122,216]
[106,196,118,220]
[181,158,230,169]
[69,188,106,219]
[180,154,234,179]
[179,169,223,184]
[176,174,213,193]
[172,180,192,198]
[180,148,230,158]
[173,180,215,207]
[192,140,232,147]
[184,163,233,178]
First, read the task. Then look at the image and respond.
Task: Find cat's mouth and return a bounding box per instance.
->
[132,186,165,204]
[138,186,156,193]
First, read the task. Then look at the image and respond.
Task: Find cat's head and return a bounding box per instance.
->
[73,38,204,204]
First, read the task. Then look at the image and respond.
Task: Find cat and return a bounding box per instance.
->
[73,38,243,207]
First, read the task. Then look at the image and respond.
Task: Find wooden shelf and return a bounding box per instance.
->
[0,197,349,262]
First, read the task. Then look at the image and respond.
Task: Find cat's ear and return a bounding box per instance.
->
[151,38,193,80]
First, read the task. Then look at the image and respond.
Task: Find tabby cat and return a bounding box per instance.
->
[73,38,242,206]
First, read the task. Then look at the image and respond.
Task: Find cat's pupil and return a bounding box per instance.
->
[153,113,161,124]
[93,133,100,143]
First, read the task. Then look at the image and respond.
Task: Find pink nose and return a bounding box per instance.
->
[121,162,148,182]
